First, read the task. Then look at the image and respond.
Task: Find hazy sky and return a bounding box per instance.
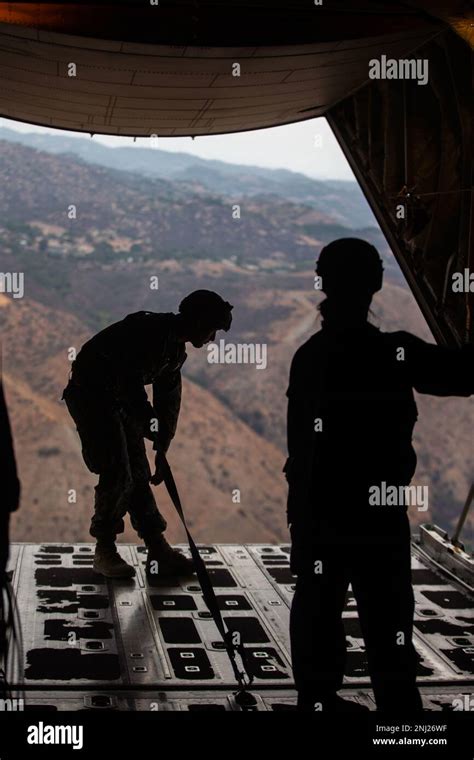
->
[1,116,354,181]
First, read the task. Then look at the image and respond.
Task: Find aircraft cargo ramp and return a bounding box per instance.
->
[6,534,473,712]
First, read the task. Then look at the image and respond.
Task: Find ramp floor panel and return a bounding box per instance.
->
[5,543,473,711]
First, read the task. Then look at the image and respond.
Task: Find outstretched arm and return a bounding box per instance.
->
[405,334,474,396]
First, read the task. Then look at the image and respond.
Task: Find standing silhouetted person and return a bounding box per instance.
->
[63,290,233,579]
[285,238,473,713]
[0,379,20,578]
[0,378,20,691]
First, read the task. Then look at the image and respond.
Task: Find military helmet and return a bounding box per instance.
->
[179,290,233,331]
[316,238,384,296]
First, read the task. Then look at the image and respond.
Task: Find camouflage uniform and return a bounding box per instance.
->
[62,312,186,543]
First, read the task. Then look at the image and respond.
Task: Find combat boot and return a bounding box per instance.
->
[93,541,136,579]
[145,535,195,578]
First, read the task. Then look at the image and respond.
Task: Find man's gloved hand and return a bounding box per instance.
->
[150,450,165,486]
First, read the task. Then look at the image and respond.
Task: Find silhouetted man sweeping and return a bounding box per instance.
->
[63,290,233,579]
[285,238,473,713]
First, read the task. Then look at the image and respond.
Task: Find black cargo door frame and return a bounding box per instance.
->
[327,28,473,347]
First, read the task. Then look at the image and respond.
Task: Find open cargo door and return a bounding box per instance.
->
[328,28,473,346]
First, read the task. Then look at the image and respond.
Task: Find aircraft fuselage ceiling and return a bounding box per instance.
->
[0,1,472,345]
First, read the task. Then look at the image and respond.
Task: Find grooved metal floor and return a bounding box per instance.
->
[6,542,474,711]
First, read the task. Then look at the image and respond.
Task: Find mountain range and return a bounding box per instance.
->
[0,126,377,228]
[0,132,471,548]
